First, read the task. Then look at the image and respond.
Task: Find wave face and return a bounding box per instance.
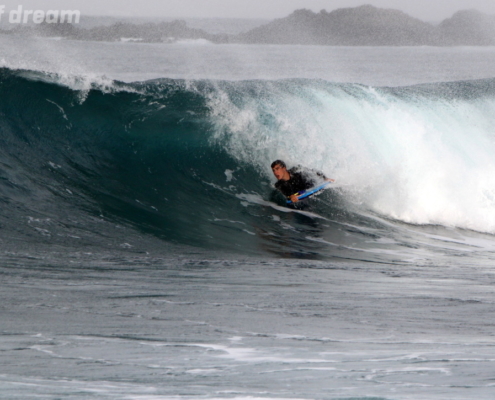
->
[2,68,495,261]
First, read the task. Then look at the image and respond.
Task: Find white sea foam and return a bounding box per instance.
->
[235,193,328,220]
[208,80,495,234]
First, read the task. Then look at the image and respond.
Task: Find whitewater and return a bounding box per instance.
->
[2,35,495,400]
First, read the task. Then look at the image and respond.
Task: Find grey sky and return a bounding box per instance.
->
[1,0,495,21]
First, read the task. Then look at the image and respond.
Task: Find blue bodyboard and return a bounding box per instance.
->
[286,181,332,204]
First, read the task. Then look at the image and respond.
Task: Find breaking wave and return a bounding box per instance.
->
[2,67,495,261]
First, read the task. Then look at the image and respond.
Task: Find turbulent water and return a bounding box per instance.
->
[3,67,495,261]
[2,38,495,400]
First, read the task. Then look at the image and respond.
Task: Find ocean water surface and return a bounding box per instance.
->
[1,35,495,399]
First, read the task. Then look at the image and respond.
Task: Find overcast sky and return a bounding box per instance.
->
[2,0,495,22]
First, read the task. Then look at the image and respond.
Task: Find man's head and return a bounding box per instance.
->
[271,160,289,181]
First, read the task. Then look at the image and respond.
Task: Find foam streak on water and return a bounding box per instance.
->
[2,250,495,400]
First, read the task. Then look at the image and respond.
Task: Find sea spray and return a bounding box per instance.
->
[207,79,495,232]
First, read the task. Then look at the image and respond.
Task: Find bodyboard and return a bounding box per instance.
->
[286,181,332,204]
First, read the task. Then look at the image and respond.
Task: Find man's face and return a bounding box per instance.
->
[272,164,287,180]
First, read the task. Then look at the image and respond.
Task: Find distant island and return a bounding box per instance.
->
[1,19,224,43]
[3,5,495,46]
[236,6,495,46]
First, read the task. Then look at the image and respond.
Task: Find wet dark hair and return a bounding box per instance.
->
[271,160,286,169]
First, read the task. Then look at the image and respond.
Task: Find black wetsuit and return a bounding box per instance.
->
[275,167,326,199]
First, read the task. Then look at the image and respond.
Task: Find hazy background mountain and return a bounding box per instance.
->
[236,5,495,45]
[236,5,437,45]
[3,4,495,46]
[438,9,495,45]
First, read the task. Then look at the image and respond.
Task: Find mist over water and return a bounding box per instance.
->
[2,34,495,400]
[3,35,495,84]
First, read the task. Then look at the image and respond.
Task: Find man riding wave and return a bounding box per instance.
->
[271,160,334,204]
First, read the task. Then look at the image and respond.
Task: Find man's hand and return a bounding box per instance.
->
[289,194,299,203]
[326,178,335,182]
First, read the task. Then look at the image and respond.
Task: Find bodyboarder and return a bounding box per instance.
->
[271,160,334,204]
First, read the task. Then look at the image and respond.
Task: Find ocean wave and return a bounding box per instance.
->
[1,67,495,260]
